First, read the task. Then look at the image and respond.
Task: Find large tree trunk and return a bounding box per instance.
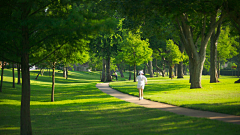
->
[189,57,204,88]
[12,63,15,88]
[106,57,111,82]
[117,64,124,77]
[177,62,184,78]
[189,60,193,83]
[101,58,106,82]
[17,63,21,84]
[148,60,154,77]
[0,61,5,92]
[51,62,56,102]
[20,6,32,133]
[21,52,32,135]
[176,12,224,88]
[210,19,221,83]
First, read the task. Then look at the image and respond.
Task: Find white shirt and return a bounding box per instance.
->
[136,75,147,89]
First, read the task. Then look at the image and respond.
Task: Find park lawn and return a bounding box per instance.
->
[0,69,239,135]
[110,75,240,116]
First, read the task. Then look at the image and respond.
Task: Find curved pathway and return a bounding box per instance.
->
[96,83,240,125]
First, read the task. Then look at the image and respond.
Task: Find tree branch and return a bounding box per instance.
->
[155,65,163,73]
[180,14,198,60]
[200,12,226,57]
[29,2,54,17]
[0,55,20,64]
[30,41,67,67]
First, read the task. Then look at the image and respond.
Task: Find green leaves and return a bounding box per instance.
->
[218,26,239,62]
[118,31,153,66]
[166,39,183,66]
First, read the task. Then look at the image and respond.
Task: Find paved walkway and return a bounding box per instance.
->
[96,83,240,125]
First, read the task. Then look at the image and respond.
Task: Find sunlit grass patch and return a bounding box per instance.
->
[110,75,240,115]
[0,69,240,135]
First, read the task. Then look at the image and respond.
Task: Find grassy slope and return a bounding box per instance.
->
[110,74,240,116]
[0,69,239,135]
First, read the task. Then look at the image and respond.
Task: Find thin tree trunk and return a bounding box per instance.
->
[117,64,124,77]
[155,59,158,77]
[63,66,66,78]
[210,39,219,82]
[0,61,5,92]
[17,63,21,84]
[134,63,136,82]
[162,56,166,77]
[21,52,32,135]
[177,40,184,78]
[169,66,173,79]
[51,62,55,102]
[174,64,177,77]
[35,69,42,80]
[106,57,111,82]
[144,62,146,75]
[49,68,51,76]
[12,63,15,88]
[41,69,44,76]
[238,63,240,78]
[129,65,131,80]
[101,58,106,82]
[148,60,154,77]
[217,57,220,78]
[66,67,68,79]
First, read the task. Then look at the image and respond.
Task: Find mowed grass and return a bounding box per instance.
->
[110,75,240,116]
[0,69,240,135]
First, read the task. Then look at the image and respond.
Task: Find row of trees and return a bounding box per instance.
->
[0,0,118,134]
[100,0,240,88]
[1,0,240,134]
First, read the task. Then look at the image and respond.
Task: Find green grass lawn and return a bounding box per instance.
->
[0,69,240,135]
[110,75,240,116]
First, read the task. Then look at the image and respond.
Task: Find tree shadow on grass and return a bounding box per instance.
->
[110,82,190,98]
[2,102,240,135]
[145,82,190,92]
[29,105,240,135]
[180,102,240,116]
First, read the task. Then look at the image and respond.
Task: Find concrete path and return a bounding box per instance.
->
[96,83,240,125]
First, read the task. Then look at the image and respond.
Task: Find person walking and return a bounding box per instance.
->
[136,71,147,100]
[114,71,118,81]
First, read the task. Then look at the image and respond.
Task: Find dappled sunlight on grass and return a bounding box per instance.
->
[0,99,21,106]
[110,75,240,116]
[1,69,240,134]
[0,127,19,130]
[30,97,117,106]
